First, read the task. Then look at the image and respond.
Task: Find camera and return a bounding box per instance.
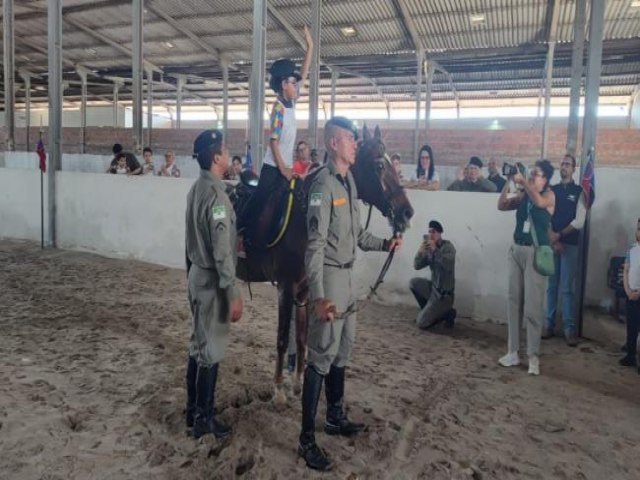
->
[502,162,527,177]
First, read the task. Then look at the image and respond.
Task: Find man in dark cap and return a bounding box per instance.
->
[409,220,457,330]
[447,156,497,192]
[184,129,243,440]
[299,116,401,472]
[238,27,313,248]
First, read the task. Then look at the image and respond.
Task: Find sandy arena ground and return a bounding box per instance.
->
[1,239,639,480]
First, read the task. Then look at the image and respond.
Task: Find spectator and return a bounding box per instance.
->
[390,153,404,181]
[310,148,320,169]
[107,152,130,174]
[447,157,497,192]
[158,150,181,178]
[487,157,506,191]
[619,218,640,370]
[497,160,555,376]
[416,144,440,190]
[141,147,155,175]
[292,140,311,176]
[409,220,456,330]
[232,156,243,176]
[108,143,142,175]
[543,154,586,346]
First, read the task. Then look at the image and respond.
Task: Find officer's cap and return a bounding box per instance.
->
[192,129,223,159]
[428,220,443,233]
[326,116,359,141]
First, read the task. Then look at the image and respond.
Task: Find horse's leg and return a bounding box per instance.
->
[274,280,294,405]
[294,277,309,394]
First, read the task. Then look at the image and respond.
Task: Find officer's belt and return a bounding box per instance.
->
[324,260,354,270]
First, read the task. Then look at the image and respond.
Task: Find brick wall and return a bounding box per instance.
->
[1,125,638,167]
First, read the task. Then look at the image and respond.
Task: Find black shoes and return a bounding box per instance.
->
[192,364,232,440]
[185,355,198,428]
[619,355,638,368]
[298,366,333,471]
[324,366,366,437]
[444,308,456,329]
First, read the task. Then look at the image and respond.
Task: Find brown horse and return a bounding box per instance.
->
[236,125,414,400]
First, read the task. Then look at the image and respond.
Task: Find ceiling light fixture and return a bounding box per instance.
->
[631,1,640,8]
[163,41,175,49]
[22,55,31,62]
[85,47,97,56]
[470,13,486,26]
[340,26,357,37]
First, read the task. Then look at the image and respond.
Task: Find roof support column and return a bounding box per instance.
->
[112,82,121,128]
[413,49,424,163]
[424,60,434,132]
[566,0,586,156]
[132,0,144,153]
[3,0,16,152]
[47,0,63,247]
[176,75,184,129]
[19,71,32,151]
[540,41,556,159]
[575,0,605,338]
[222,61,229,136]
[541,0,561,159]
[146,68,153,147]
[308,0,321,149]
[330,69,338,118]
[249,0,267,171]
[77,68,88,154]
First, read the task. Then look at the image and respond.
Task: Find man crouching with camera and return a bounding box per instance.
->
[497,160,555,376]
[409,220,457,330]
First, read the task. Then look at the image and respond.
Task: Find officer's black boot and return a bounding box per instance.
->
[192,364,232,439]
[298,366,332,471]
[444,308,457,329]
[324,365,366,436]
[185,355,198,428]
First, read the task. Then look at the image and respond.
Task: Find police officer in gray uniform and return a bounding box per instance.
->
[298,117,401,471]
[185,129,243,440]
[409,220,457,329]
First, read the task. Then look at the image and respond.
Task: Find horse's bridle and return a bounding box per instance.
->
[363,153,405,231]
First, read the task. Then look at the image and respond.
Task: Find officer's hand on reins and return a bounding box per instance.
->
[314,298,336,322]
[230,298,243,323]
[387,234,403,252]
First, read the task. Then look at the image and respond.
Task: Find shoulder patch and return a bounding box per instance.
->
[333,197,347,207]
[309,192,323,207]
[212,204,226,220]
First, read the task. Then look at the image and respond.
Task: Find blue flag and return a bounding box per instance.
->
[581,149,595,208]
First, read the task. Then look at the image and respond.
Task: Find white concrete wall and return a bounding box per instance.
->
[3,151,200,177]
[0,168,50,242]
[1,167,639,323]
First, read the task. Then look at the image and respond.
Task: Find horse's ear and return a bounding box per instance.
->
[362,123,371,141]
[374,125,381,139]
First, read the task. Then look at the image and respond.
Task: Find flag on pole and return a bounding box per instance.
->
[37,138,47,173]
[581,149,595,208]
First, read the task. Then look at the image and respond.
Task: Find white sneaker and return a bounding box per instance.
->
[498,352,520,367]
[528,356,540,375]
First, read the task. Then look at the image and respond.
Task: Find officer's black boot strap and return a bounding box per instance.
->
[324,365,366,436]
[185,355,198,428]
[298,366,332,471]
[192,364,232,439]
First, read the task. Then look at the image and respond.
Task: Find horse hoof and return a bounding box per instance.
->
[273,384,287,408]
[292,377,302,397]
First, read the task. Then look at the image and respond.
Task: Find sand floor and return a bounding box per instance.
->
[1,239,639,480]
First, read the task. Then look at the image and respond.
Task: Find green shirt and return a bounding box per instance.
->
[513,194,551,246]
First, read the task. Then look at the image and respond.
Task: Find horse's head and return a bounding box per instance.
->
[351,125,414,233]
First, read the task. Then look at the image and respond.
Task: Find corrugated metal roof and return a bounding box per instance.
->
[2,0,639,107]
